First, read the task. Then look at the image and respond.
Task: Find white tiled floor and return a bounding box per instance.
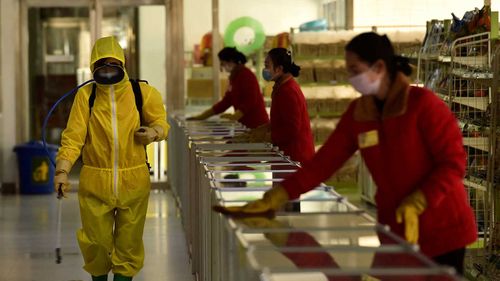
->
[0,190,194,281]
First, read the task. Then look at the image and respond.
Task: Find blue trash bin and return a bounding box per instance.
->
[14,141,58,194]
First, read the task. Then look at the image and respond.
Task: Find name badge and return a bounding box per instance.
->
[358,130,379,149]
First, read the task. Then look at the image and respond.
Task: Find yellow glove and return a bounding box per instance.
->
[186,115,202,121]
[395,190,427,244]
[54,159,72,197]
[134,126,162,145]
[230,133,250,143]
[213,185,289,217]
[186,108,215,121]
[220,110,244,121]
[361,274,381,281]
[220,113,237,120]
[238,216,289,246]
[248,124,271,143]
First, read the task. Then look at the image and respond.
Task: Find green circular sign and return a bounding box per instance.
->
[224,17,265,55]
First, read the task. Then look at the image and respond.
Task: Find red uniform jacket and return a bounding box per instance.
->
[281,73,477,257]
[270,76,315,164]
[212,65,269,129]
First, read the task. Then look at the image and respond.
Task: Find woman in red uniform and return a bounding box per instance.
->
[217,33,477,274]
[249,48,315,164]
[249,48,315,212]
[187,47,269,129]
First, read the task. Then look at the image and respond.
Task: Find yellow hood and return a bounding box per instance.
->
[90,36,126,71]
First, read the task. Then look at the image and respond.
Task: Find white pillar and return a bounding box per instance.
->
[0,0,21,192]
[211,0,221,103]
[165,0,185,112]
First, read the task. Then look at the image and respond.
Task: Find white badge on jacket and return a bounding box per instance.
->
[358,130,379,149]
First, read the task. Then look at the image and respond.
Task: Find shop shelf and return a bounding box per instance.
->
[452,56,489,68]
[463,137,489,152]
[463,178,487,192]
[451,97,489,111]
[450,68,493,80]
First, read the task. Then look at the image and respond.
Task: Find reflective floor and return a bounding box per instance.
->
[0,190,194,281]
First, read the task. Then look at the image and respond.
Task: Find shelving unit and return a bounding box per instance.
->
[418,10,500,278]
[448,32,494,244]
[480,42,500,279]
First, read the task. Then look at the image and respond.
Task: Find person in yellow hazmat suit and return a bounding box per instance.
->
[53,36,169,281]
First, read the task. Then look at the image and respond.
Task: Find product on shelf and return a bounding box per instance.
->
[451,5,491,40]
[299,19,328,32]
[318,43,338,57]
[422,20,449,55]
[314,60,335,83]
[302,85,359,118]
[296,60,315,84]
[294,43,319,57]
[312,118,338,144]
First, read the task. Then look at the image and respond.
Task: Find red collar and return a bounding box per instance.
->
[229,64,244,80]
[272,73,293,95]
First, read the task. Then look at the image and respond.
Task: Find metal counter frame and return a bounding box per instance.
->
[168,115,464,281]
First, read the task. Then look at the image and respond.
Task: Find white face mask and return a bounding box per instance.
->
[348,69,381,96]
[223,64,234,73]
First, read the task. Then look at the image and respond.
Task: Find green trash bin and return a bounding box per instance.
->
[14,141,58,194]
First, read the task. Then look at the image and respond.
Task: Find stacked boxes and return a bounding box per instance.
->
[294,43,319,57]
[314,60,335,83]
[303,85,359,118]
[316,98,353,118]
[311,118,338,144]
[295,59,349,85]
[332,59,349,83]
[297,60,316,84]
[306,98,318,117]
[314,59,348,84]
[294,41,348,84]
[295,42,347,58]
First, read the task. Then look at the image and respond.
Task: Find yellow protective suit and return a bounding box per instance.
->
[57,36,169,277]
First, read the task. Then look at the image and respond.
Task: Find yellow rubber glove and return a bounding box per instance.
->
[186,108,215,121]
[134,126,162,145]
[230,133,250,143]
[248,124,271,143]
[54,159,72,197]
[220,110,244,121]
[361,274,381,281]
[395,190,427,244]
[213,185,289,217]
[238,216,289,246]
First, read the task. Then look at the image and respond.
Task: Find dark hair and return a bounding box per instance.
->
[345,32,412,80]
[267,48,301,77]
[217,47,247,64]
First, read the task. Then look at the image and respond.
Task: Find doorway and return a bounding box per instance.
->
[26,3,150,143]
[23,0,167,181]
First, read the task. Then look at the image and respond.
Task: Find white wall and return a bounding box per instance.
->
[219,0,320,35]
[183,0,500,51]
[353,0,499,29]
[184,0,212,52]
[139,6,166,101]
[183,0,321,51]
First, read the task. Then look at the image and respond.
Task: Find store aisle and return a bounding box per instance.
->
[0,190,194,281]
